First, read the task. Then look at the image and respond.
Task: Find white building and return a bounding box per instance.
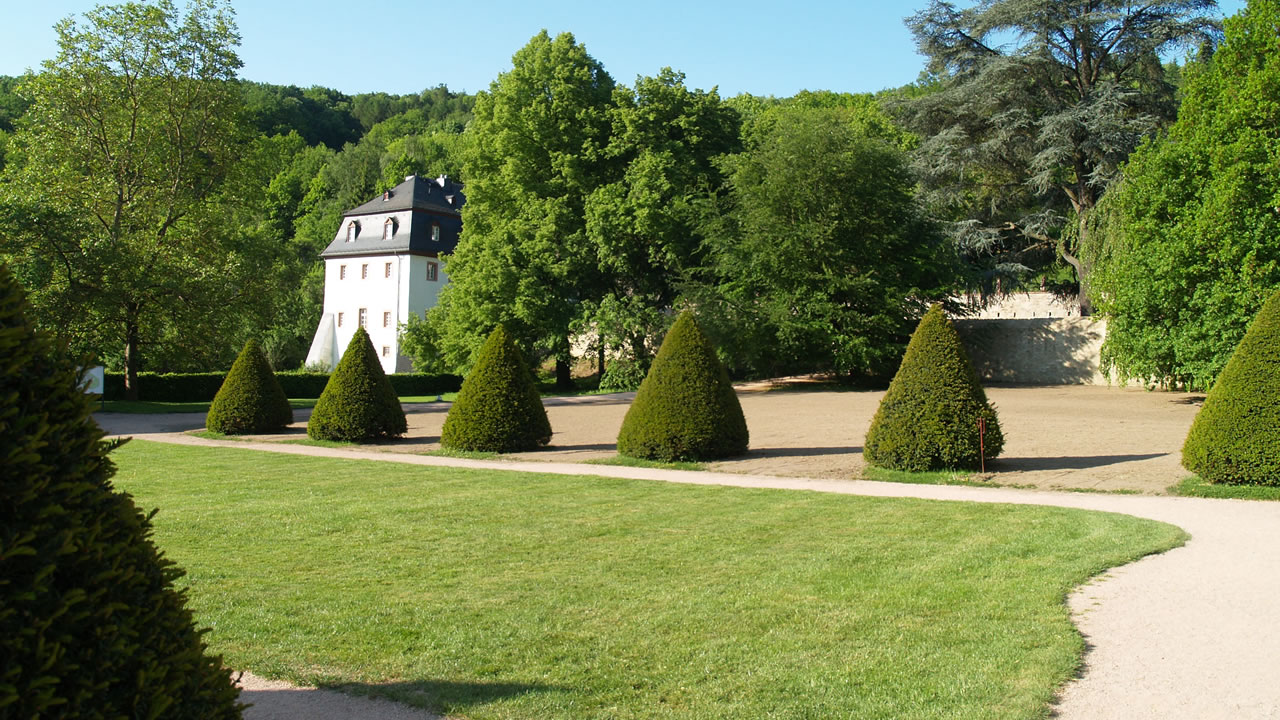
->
[304,174,464,374]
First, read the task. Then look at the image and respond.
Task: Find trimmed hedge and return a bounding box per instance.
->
[616,312,749,461]
[103,370,461,402]
[307,327,408,442]
[205,340,294,434]
[441,325,552,452]
[0,265,242,717]
[1183,289,1280,485]
[864,304,1003,471]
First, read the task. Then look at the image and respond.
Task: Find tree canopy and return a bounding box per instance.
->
[0,0,259,398]
[1089,0,1280,388]
[702,106,957,380]
[901,0,1220,312]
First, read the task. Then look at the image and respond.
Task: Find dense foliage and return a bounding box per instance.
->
[440,325,552,452]
[205,339,293,434]
[702,106,956,380]
[616,312,748,461]
[1090,0,1280,389]
[0,265,241,717]
[307,327,407,441]
[864,304,1004,471]
[901,0,1220,310]
[1183,288,1280,484]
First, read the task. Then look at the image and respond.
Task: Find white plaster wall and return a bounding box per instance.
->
[321,255,404,374]
[395,255,449,372]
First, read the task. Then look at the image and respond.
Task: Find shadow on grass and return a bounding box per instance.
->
[335,678,565,711]
[996,453,1167,472]
[241,678,564,717]
[547,442,618,452]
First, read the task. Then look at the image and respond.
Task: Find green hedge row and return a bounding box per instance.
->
[103,371,462,402]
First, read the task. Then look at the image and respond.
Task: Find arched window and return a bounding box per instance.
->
[383,218,395,240]
[346,221,358,242]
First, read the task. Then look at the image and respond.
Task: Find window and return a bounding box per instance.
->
[383,311,391,328]
[346,221,357,242]
[426,261,438,282]
[383,218,394,240]
[431,223,440,242]
[339,264,346,280]
[382,346,391,357]
[361,264,368,279]
[337,312,344,327]
[358,308,367,328]
[384,262,392,278]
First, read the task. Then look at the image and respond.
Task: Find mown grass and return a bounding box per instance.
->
[1170,475,1280,500]
[99,395,454,415]
[585,454,705,471]
[113,440,1185,720]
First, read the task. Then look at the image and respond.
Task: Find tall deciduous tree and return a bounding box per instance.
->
[0,0,251,399]
[1088,0,1280,388]
[902,0,1219,313]
[703,107,957,380]
[581,69,740,380]
[435,31,616,386]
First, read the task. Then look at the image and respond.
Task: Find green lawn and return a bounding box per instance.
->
[113,440,1185,720]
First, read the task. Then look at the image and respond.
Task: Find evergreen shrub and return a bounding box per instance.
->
[205,339,293,434]
[616,312,748,461]
[1183,289,1280,484]
[441,325,551,452]
[864,304,1004,471]
[307,327,407,441]
[0,265,242,717]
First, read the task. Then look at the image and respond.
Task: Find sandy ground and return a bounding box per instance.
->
[101,383,1204,493]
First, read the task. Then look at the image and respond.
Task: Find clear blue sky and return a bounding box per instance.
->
[0,0,1248,98]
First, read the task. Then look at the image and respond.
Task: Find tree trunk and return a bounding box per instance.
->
[597,342,605,378]
[1063,210,1094,317]
[555,334,573,390]
[123,306,141,401]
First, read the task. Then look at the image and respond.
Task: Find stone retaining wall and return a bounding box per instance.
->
[954,317,1109,385]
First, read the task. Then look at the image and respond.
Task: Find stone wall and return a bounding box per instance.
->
[954,316,1109,385]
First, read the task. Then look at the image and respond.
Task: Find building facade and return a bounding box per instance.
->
[304,174,464,374]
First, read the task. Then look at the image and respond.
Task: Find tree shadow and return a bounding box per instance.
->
[1170,395,1205,405]
[995,453,1168,472]
[330,678,564,713]
[955,318,1105,384]
[239,677,563,719]
[542,392,635,407]
[738,446,863,460]
[545,442,618,452]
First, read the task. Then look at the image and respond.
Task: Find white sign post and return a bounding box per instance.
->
[81,366,105,395]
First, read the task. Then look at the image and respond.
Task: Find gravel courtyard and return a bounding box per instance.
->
[101,383,1204,493]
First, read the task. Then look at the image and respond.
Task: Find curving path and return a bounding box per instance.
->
[107,425,1280,720]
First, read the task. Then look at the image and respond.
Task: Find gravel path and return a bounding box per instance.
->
[96,388,1280,719]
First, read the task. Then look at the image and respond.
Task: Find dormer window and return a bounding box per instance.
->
[431,223,440,242]
[346,221,358,242]
[383,218,395,240]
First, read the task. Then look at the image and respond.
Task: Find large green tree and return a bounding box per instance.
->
[0,0,252,398]
[703,107,957,380]
[902,0,1220,313]
[1088,0,1280,388]
[580,68,740,380]
[434,31,616,385]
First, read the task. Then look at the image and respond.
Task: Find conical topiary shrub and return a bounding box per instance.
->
[0,265,242,718]
[1183,289,1280,485]
[307,327,407,441]
[441,324,552,452]
[206,339,293,434]
[616,312,749,461]
[864,304,1003,471]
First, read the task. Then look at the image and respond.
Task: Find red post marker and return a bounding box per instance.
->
[977,417,987,474]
